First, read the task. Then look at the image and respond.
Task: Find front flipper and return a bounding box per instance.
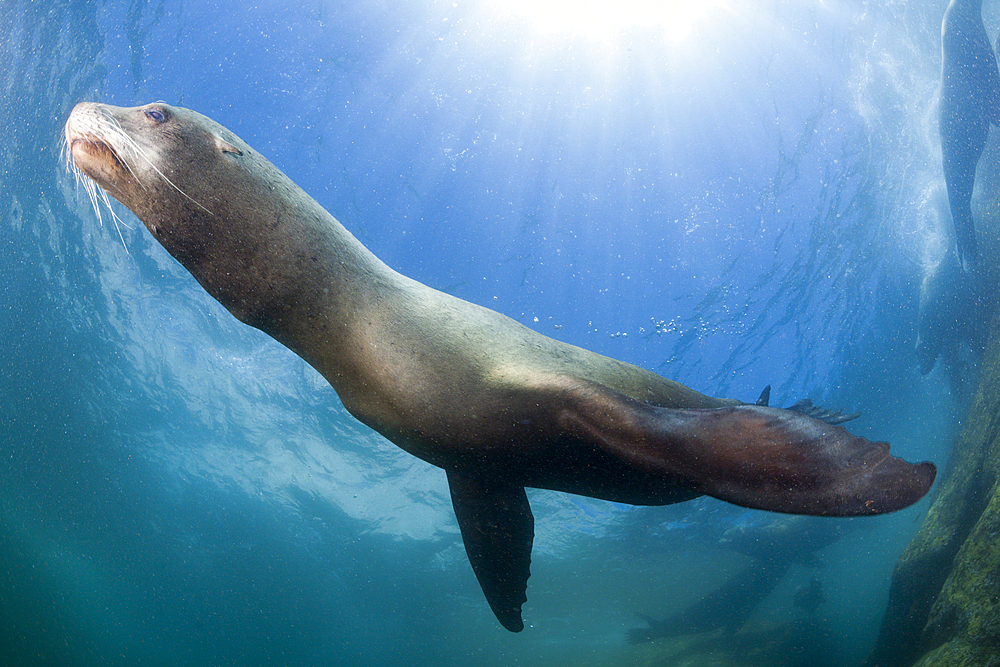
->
[447,469,533,632]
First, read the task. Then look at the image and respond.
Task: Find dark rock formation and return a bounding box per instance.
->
[865,309,1000,667]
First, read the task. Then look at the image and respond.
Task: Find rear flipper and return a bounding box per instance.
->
[560,387,935,516]
[655,405,936,516]
[755,385,860,425]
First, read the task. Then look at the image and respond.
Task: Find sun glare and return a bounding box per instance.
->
[493,0,724,43]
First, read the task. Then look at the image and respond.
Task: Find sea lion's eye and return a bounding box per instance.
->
[145,108,167,123]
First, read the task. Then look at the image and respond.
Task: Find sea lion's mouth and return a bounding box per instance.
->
[62,111,139,249]
[69,135,127,176]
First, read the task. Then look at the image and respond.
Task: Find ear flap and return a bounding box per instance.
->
[215,136,243,156]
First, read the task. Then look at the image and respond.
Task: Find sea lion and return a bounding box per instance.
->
[628,516,835,643]
[793,576,825,615]
[916,251,980,376]
[64,102,936,632]
[940,0,1000,272]
[628,557,790,642]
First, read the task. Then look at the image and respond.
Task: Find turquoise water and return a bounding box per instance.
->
[1,1,980,665]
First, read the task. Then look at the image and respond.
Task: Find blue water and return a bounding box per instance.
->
[1,0,986,665]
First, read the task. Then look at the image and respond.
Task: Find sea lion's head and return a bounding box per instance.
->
[64,102,249,246]
[63,102,330,327]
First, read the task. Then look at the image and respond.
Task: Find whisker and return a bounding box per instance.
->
[99,109,213,215]
[64,104,216,255]
[65,137,132,254]
[98,110,147,191]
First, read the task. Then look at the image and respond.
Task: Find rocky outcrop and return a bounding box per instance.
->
[864,309,1000,667]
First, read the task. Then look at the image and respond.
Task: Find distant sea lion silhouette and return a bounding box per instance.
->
[64,102,936,632]
[940,0,1000,272]
[916,251,980,375]
[628,515,836,642]
[793,576,825,615]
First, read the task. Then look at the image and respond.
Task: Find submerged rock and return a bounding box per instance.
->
[865,308,1000,667]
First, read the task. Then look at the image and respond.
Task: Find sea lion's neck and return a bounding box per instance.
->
[163,172,406,395]
[269,213,407,399]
